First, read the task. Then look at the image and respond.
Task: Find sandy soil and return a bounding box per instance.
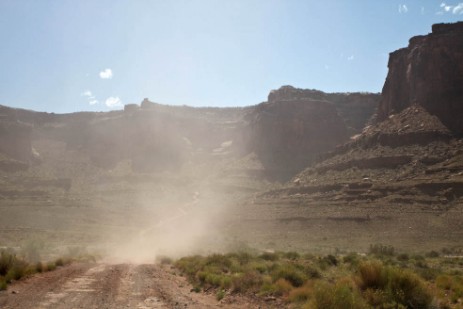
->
[0,263,274,309]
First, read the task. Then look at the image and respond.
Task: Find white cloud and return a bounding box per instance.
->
[453,3,463,13]
[81,90,99,105]
[81,90,93,97]
[347,55,355,61]
[437,2,463,14]
[99,68,113,79]
[398,4,408,13]
[105,96,122,107]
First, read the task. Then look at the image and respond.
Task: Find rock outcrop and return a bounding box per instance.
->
[268,86,380,132]
[378,21,463,135]
[246,98,348,180]
[263,22,463,207]
[244,86,380,180]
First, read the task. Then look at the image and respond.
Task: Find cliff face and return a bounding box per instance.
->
[0,87,378,179]
[268,86,380,132]
[246,98,348,180]
[264,22,463,208]
[378,22,463,135]
[243,86,379,180]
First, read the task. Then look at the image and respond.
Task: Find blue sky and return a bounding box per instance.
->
[0,0,462,113]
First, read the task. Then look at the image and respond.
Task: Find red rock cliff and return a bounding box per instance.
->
[378,22,463,135]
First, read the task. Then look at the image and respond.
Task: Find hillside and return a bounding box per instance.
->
[229,22,463,253]
[0,88,378,254]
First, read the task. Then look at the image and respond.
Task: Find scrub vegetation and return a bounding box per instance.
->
[174,246,463,308]
[0,247,95,291]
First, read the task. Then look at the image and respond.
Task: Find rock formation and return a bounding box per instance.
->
[378,21,463,135]
[244,86,379,180]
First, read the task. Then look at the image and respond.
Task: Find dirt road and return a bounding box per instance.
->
[0,263,270,309]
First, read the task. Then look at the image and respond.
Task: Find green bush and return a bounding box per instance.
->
[216,289,225,300]
[272,264,307,287]
[5,262,27,282]
[357,261,432,308]
[310,281,369,309]
[284,251,300,260]
[343,252,360,266]
[0,278,7,291]
[35,262,44,273]
[259,252,279,261]
[55,258,64,267]
[231,271,263,293]
[46,262,56,271]
[0,250,16,276]
[357,260,386,290]
[386,268,432,308]
[288,285,312,303]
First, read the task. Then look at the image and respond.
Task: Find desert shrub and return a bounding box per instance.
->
[436,274,463,301]
[216,289,225,300]
[259,252,279,261]
[260,277,294,296]
[158,256,173,265]
[231,271,263,293]
[388,268,432,308]
[205,254,232,270]
[259,277,293,296]
[0,278,7,291]
[55,258,64,267]
[436,275,453,290]
[357,261,432,308]
[272,264,307,287]
[0,250,16,276]
[304,265,321,279]
[229,252,252,265]
[323,254,338,266]
[46,262,56,271]
[414,259,428,269]
[191,286,201,293]
[310,281,369,309]
[5,261,27,282]
[175,256,205,279]
[276,278,293,294]
[35,262,44,273]
[343,252,360,266]
[284,251,300,260]
[425,250,439,258]
[357,260,386,290]
[417,267,440,281]
[397,253,409,261]
[288,285,313,303]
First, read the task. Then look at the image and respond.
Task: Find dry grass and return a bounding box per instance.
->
[174,248,463,308]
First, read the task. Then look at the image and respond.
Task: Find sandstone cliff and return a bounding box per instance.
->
[378,21,463,135]
[245,86,379,180]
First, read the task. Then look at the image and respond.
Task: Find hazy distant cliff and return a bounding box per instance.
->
[0,87,379,179]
